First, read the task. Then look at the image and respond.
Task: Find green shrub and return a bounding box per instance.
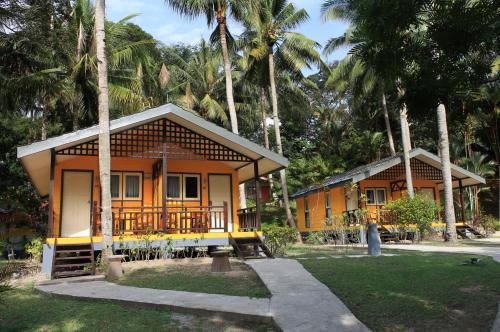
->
[262,224,297,256]
[307,231,327,245]
[25,237,44,262]
[386,195,439,241]
[473,215,500,235]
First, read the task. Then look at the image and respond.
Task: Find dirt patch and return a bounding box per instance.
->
[122,258,251,278]
[459,284,483,293]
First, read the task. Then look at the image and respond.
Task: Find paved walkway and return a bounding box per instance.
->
[37,258,370,332]
[37,281,271,318]
[381,244,500,262]
[246,258,370,332]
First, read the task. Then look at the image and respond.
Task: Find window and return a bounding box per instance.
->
[418,188,435,202]
[165,174,200,201]
[111,172,142,200]
[183,175,200,200]
[304,197,310,228]
[166,175,181,199]
[111,173,121,199]
[124,173,141,199]
[325,192,332,225]
[365,188,386,205]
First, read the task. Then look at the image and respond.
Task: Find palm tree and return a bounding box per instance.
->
[166,39,229,123]
[95,0,113,257]
[242,0,320,228]
[437,103,457,242]
[165,0,252,209]
[321,1,414,195]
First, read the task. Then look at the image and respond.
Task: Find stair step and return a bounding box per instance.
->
[55,249,92,254]
[53,263,92,268]
[55,255,92,261]
[53,270,92,278]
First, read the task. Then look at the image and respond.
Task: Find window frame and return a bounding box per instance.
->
[365,188,386,205]
[304,197,310,228]
[325,192,332,225]
[110,172,122,200]
[123,172,143,201]
[182,174,201,201]
[166,173,182,200]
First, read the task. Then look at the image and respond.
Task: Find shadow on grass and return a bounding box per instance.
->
[0,287,277,331]
[295,249,500,332]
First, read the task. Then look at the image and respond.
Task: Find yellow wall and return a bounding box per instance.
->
[53,156,240,236]
[295,186,347,232]
[294,179,442,232]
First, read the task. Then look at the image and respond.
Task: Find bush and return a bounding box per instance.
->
[386,195,439,241]
[262,224,297,256]
[25,237,44,262]
[473,215,500,236]
[307,231,327,245]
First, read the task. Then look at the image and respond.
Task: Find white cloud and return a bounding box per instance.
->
[153,24,208,45]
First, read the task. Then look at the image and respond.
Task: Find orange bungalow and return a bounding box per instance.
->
[17,104,287,278]
[290,148,486,242]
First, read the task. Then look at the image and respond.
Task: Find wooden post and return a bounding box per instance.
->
[162,119,167,230]
[48,149,55,238]
[459,179,466,223]
[223,201,228,232]
[253,161,261,230]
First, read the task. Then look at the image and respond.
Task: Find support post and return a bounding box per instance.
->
[253,161,261,230]
[48,149,55,237]
[162,119,167,229]
[459,179,466,223]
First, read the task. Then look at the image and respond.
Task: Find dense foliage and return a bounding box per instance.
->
[0,0,498,233]
[386,195,439,240]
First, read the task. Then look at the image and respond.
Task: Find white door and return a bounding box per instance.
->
[61,171,92,237]
[208,174,233,232]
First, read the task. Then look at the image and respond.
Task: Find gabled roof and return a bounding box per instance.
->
[289,148,486,199]
[18,103,288,196]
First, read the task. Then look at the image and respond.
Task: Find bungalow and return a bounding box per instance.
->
[17,103,287,278]
[290,148,485,241]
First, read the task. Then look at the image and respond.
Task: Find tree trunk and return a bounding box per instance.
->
[437,103,457,242]
[76,19,84,62]
[260,87,277,201]
[95,0,113,257]
[41,107,48,140]
[399,102,414,197]
[268,51,297,234]
[381,92,396,156]
[217,14,246,210]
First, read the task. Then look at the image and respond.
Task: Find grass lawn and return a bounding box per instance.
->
[0,287,276,331]
[289,245,500,332]
[115,258,271,298]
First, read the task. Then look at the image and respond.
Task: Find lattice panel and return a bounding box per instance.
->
[368,158,454,181]
[56,119,252,162]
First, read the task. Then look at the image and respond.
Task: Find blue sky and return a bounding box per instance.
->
[106,0,350,72]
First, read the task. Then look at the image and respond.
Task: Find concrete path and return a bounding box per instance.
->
[37,281,271,318]
[37,259,370,332]
[381,244,500,263]
[247,258,370,332]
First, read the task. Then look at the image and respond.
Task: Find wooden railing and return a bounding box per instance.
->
[238,207,260,231]
[344,208,466,226]
[92,201,228,236]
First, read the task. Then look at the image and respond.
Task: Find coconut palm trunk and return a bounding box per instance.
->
[437,103,457,242]
[95,0,113,257]
[216,9,247,210]
[381,92,396,156]
[260,87,277,200]
[399,103,414,197]
[268,51,296,229]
